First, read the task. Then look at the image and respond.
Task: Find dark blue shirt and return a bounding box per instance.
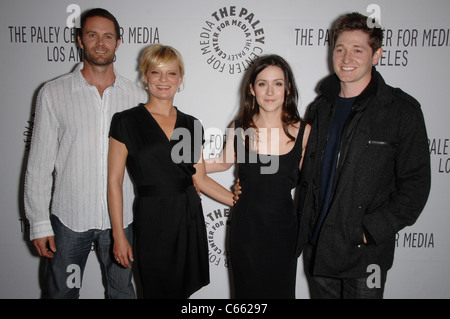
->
[309,96,355,246]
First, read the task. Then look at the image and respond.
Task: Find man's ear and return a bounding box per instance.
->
[114,38,121,52]
[77,35,84,50]
[372,47,383,65]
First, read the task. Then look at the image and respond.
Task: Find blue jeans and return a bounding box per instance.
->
[43,215,135,299]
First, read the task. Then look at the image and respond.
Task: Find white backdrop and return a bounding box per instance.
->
[1,0,449,299]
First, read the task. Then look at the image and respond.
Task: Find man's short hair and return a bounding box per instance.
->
[332,12,384,54]
[78,8,121,40]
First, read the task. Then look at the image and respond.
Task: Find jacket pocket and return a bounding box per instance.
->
[367,140,398,147]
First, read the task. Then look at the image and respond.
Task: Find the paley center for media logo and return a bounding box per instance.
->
[199,5,265,75]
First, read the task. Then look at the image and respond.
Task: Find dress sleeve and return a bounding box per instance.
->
[109,112,128,146]
[194,118,205,164]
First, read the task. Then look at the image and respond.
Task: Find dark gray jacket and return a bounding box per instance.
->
[297,68,431,278]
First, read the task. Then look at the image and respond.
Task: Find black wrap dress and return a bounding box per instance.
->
[109,104,208,298]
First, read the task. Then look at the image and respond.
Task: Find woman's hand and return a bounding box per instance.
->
[233,178,242,204]
[113,234,134,268]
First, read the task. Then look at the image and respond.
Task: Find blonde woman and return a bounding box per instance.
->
[108,44,234,298]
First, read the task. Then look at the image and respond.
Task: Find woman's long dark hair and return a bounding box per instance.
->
[237,54,301,141]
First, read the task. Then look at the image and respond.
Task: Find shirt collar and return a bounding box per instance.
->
[72,62,124,90]
[320,66,392,109]
[320,66,378,103]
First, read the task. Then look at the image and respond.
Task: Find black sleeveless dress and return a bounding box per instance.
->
[230,121,305,299]
[109,104,208,299]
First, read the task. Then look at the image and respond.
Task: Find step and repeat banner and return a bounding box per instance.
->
[1,0,448,298]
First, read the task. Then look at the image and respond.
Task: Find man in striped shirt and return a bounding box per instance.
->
[24,8,147,298]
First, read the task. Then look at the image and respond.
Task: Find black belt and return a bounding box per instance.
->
[137,180,201,219]
[137,180,194,197]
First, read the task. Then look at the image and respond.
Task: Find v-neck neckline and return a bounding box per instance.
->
[141,104,179,142]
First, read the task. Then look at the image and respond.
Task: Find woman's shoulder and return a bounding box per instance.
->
[175,107,204,132]
[113,104,145,119]
[289,120,311,144]
[176,107,199,122]
[290,120,311,131]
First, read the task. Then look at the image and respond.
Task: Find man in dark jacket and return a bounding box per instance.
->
[297,12,431,298]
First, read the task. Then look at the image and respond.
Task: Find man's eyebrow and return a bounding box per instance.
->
[85,31,115,36]
[335,43,365,48]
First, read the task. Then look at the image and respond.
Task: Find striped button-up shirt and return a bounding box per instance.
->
[24,63,147,240]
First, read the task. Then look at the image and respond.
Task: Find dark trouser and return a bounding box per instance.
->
[304,244,387,299]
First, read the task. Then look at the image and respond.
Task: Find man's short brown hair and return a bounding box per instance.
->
[332,12,384,54]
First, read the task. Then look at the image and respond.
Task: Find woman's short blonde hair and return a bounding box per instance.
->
[139,44,185,81]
